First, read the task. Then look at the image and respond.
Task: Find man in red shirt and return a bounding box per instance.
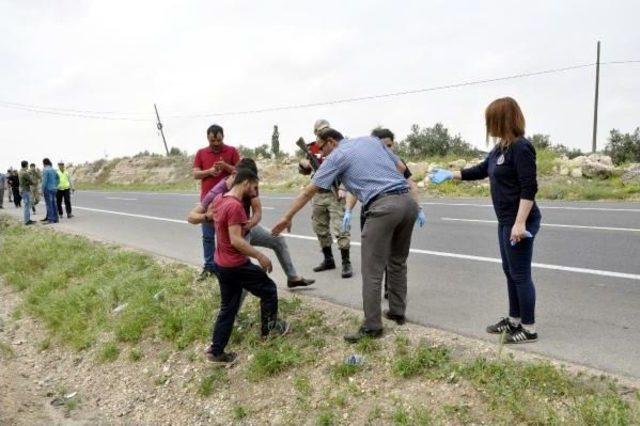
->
[205,168,289,364]
[193,124,240,280]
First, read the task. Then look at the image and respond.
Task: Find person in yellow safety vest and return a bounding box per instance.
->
[56,161,74,219]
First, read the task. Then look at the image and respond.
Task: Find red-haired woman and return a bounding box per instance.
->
[430,97,542,343]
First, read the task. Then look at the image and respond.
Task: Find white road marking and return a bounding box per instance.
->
[422,201,640,213]
[105,197,138,201]
[72,206,640,281]
[75,206,187,224]
[441,217,640,233]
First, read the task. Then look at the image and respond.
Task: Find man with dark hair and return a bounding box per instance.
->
[188,158,314,288]
[193,124,241,281]
[18,161,35,225]
[205,168,289,364]
[41,158,59,223]
[56,161,74,218]
[273,128,423,343]
[298,120,353,279]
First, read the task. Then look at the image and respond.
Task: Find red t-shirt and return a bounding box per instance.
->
[213,194,249,268]
[194,145,240,200]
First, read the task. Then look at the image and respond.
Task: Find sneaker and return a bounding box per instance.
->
[503,325,538,344]
[263,320,290,338]
[344,326,383,343]
[25,220,35,226]
[287,277,315,288]
[40,218,49,222]
[486,317,518,334]
[197,268,216,282]
[67,214,74,218]
[206,350,238,365]
[383,309,406,325]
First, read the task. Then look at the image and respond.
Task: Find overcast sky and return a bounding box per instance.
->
[2,0,639,170]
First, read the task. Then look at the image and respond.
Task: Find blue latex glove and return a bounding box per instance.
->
[429,169,454,184]
[510,230,533,246]
[416,208,426,227]
[341,209,352,233]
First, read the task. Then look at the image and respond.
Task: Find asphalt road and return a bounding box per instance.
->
[5,191,640,379]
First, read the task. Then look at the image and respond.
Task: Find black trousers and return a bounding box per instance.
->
[211,261,278,356]
[12,188,21,206]
[56,188,72,215]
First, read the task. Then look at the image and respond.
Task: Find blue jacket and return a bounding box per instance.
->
[42,166,60,191]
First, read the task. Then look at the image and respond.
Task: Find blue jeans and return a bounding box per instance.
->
[202,222,216,271]
[21,191,31,223]
[44,189,59,222]
[497,216,541,325]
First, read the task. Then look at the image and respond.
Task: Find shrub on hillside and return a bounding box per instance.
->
[397,123,479,159]
[604,128,640,165]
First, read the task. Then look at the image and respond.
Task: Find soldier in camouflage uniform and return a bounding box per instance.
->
[29,163,41,214]
[298,119,352,278]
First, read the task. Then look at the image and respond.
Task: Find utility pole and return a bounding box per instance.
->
[154,103,169,156]
[591,41,601,153]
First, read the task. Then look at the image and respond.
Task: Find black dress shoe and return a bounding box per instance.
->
[344,326,383,343]
[287,277,315,288]
[383,309,406,325]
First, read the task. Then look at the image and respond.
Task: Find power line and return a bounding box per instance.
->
[1,59,638,121]
[0,101,153,122]
[0,99,149,116]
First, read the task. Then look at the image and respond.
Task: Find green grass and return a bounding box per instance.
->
[316,409,337,426]
[246,339,302,380]
[129,348,143,362]
[98,341,119,362]
[330,363,362,381]
[232,404,248,420]
[0,218,214,351]
[392,342,451,379]
[0,339,14,359]
[459,357,635,424]
[198,369,228,397]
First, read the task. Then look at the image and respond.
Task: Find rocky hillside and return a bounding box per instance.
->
[69,152,640,199]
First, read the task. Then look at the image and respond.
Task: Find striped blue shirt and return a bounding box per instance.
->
[312,136,408,205]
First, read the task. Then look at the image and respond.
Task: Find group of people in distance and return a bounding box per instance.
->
[188,96,541,365]
[1,159,74,225]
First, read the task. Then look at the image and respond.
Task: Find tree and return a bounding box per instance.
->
[605,128,640,165]
[271,125,280,158]
[529,134,552,151]
[397,123,478,158]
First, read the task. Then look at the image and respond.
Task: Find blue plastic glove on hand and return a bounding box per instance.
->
[416,209,426,227]
[429,169,454,184]
[510,230,533,246]
[341,209,352,233]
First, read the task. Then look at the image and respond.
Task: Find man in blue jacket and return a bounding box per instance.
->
[41,158,60,223]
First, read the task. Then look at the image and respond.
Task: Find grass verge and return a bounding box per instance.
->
[1,215,638,424]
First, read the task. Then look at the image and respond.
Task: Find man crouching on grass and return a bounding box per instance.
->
[205,168,289,365]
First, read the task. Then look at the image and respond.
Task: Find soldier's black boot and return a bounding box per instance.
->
[313,246,336,272]
[341,248,353,278]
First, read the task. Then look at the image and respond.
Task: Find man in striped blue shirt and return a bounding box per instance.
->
[272,128,422,342]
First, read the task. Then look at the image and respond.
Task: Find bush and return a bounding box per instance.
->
[168,147,186,157]
[397,123,479,159]
[605,128,640,165]
[238,144,272,159]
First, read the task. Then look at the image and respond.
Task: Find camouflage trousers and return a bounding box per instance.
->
[30,186,40,205]
[311,191,350,250]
